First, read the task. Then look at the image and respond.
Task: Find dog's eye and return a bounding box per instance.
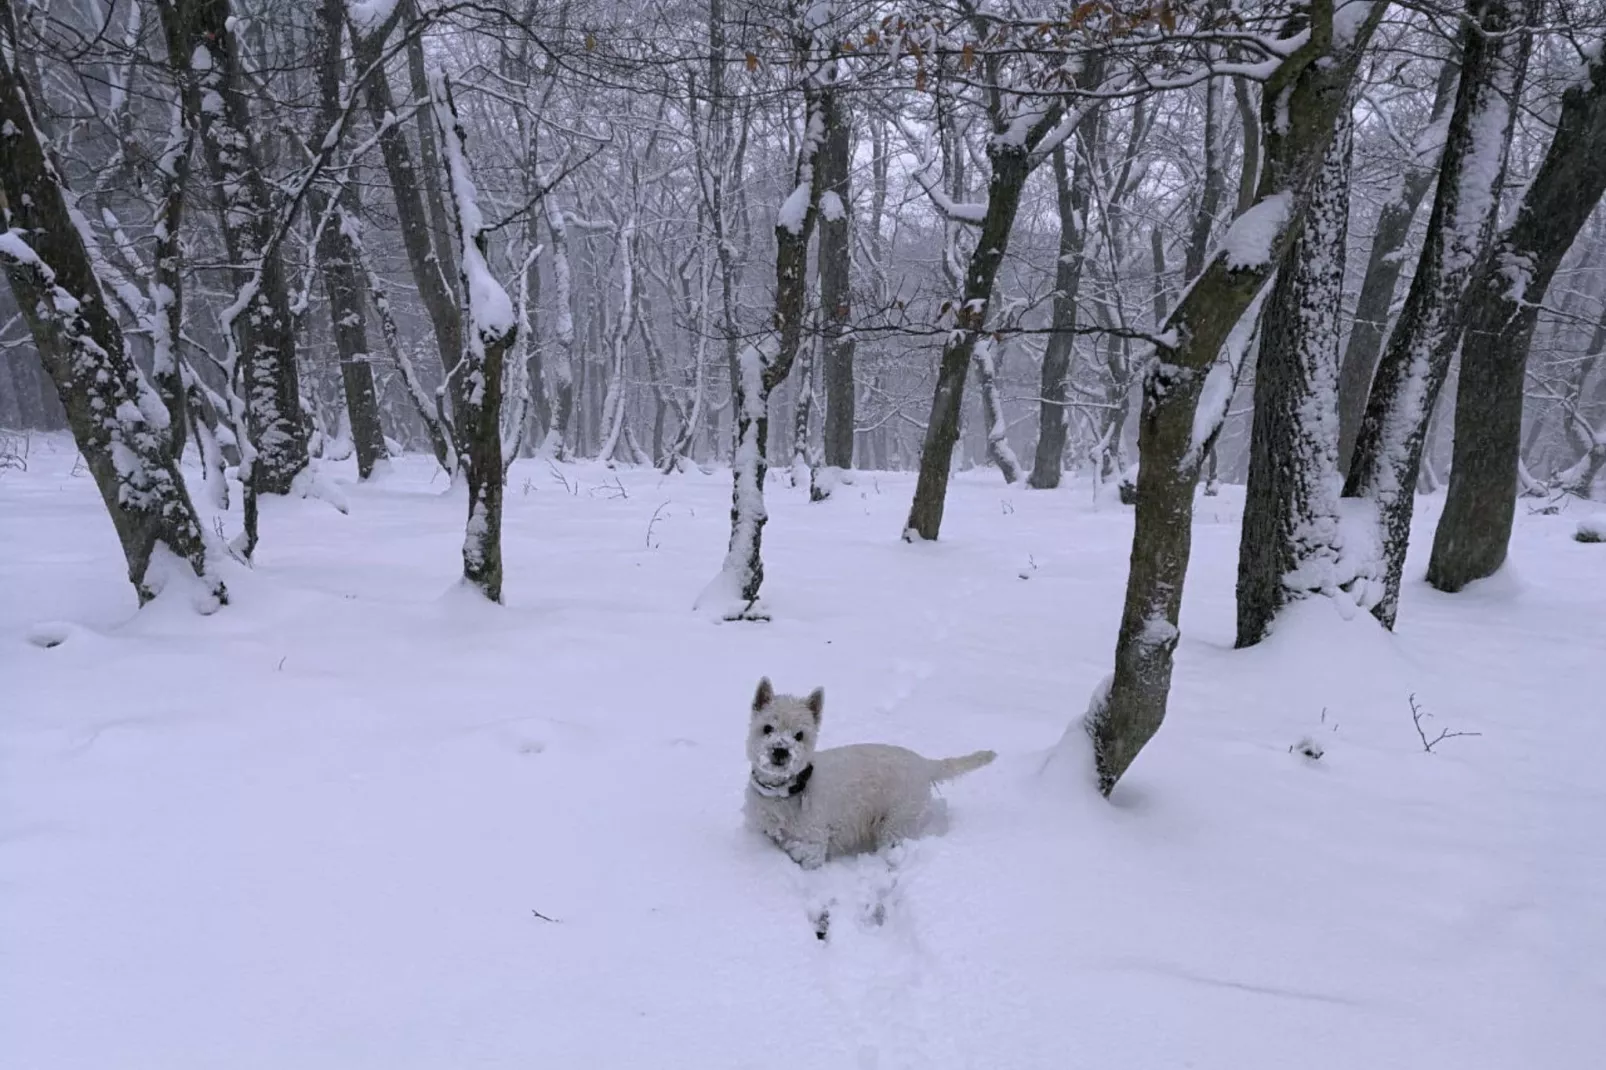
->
[761,725,773,736]
[793,731,805,742]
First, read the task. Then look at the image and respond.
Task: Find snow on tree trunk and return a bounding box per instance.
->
[540,196,577,460]
[430,73,517,603]
[818,88,854,473]
[313,0,386,480]
[1084,2,1386,796]
[1334,58,1459,478]
[595,215,638,465]
[973,337,1023,483]
[159,0,308,499]
[1236,107,1355,648]
[1343,0,1534,630]
[0,47,224,608]
[905,146,1035,538]
[696,3,833,618]
[1428,46,1606,590]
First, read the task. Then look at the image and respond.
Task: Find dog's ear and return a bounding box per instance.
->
[806,687,824,723]
[752,677,774,714]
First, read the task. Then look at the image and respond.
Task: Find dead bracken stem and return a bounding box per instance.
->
[1409,693,1481,753]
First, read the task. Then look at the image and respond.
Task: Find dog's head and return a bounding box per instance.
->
[746,677,822,782]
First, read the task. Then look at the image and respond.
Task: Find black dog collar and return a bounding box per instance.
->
[751,763,813,799]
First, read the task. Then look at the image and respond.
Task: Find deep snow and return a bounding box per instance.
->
[3,437,1603,1069]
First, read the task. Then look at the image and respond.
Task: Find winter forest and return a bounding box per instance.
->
[3,0,1605,1065]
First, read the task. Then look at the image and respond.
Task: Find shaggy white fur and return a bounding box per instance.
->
[742,678,995,869]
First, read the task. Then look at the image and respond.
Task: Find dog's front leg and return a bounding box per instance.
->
[784,838,827,870]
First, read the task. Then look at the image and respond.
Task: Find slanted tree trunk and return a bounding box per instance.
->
[0,36,223,607]
[1028,122,1096,489]
[973,338,1023,482]
[818,88,854,475]
[595,215,639,464]
[351,10,466,435]
[1428,46,1606,589]
[313,0,386,479]
[1085,2,1386,796]
[696,8,833,617]
[904,107,1074,537]
[1236,107,1355,647]
[431,74,517,602]
[159,0,308,497]
[1344,0,1534,629]
[1336,58,1460,476]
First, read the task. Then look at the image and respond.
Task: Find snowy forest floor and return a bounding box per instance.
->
[3,434,1604,1069]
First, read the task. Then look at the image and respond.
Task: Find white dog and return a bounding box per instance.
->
[743,677,995,869]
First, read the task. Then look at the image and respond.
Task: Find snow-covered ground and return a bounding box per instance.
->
[3,435,1603,1069]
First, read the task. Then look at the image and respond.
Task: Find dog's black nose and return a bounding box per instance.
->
[770,747,789,765]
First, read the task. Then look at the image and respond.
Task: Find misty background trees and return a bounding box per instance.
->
[3,0,1606,791]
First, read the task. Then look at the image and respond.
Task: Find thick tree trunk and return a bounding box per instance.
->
[314,0,386,479]
[818,90,855,472]
[1428,48,1606,589]
[431,74,516,602]
[1236,109,1355,647]
[1344,0,1533,629]
[160,0,308,497]
[1086,4,1385,795]
[1336,59,1460,477]
[0,38,223,607]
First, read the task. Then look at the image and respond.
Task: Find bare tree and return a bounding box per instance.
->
[1344,0,1535,629]
[0,21,223,607]
[1085,0,1386,795]
[1429,44,1606,589]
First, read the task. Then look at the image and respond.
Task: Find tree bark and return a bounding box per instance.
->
[818,87,854,472]
[1336,58,1460,477]
[431,74,516,602]
[698,13,831,616]
[1028,105,1097,489]
[0,32,223,607]
[352,12,465,429]
[1236,108,1355,648]
[1427,47,1606,589]
[905,145,1037,538]
[314,0,386,479]
[159,0,308,496]
[1086,2,1385,795]
[1344,0,1534,629]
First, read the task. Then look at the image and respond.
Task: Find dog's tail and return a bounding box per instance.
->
[930,749,997,782]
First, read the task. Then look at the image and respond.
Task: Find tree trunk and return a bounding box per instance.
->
[1428,47,1606,589]
[160,0,308,497]
[818,88,854,472]
[1336,58,1460,476]
[1028,123,1096,489]
[1086,4,1386,795]
[540,197,577,458]
[905,147,1035,538]
[314,0,386,479]
[1344,0,1533,629]
[0,36,224,607]
[974,338,1023,482]
[697,17,831,616]
[431,74,516,602]
[352,13,465,426]
[1236,107,1355,648]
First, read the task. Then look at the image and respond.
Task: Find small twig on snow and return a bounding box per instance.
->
[1409,693,1481,753]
